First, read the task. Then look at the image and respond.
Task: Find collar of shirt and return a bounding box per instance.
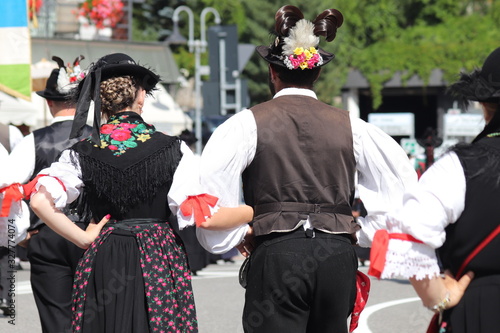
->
[50,116,75,124]
[273,87,318,100]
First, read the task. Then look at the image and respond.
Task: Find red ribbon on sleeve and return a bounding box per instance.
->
[180,194,219,227]
[0,184,24,217]
[368,229,424,279]
[22,174,66,200]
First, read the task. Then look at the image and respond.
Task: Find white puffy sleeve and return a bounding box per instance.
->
[194,110,256,254]
[352,118,419,247]
[168,141,203,229]
[33,149,84,209]
[379,152,465,280]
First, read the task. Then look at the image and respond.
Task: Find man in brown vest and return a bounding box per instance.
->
[195,5,417,333]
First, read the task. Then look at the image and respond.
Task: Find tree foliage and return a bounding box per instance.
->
[344,0,500,107]
[134,0,500,109]
[132,0,176,41]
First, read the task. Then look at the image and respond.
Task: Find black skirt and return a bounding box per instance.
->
[446,274,500,333]
[71,221,198,333]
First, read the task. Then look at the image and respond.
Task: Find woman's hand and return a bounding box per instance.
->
[83,214,111,248]
[17,229,39,248]
[442,270,474,308]
[410,270,474,311]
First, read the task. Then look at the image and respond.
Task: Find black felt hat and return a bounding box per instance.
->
[71,53,160,144]
[37,55,86,101]
[448,47,500,106]
[81,53,160,92]
[447,47,500,143]
[36,69,70,101]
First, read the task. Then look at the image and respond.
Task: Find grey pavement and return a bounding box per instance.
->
[0,259,432,333]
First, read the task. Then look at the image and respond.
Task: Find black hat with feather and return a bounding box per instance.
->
[448,47,500,142]
[36,55,85,101]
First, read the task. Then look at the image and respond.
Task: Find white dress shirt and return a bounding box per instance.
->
[0,125,27,246]
[0,125,23,165]
[195,88,418,254]
[4,116,76,185]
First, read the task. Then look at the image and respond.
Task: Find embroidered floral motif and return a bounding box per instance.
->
[92,113,156,156]
[71,223,198,331]
[283,46,323,70]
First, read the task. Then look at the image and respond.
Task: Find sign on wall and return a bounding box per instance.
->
[444,113,484,138]
[368,113,415,137]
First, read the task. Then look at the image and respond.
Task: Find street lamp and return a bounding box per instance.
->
[167,6,221,154]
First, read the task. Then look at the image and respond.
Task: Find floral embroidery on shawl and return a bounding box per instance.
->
[92,113,156,156]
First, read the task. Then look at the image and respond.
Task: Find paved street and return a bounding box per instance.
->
[0,259,432,332]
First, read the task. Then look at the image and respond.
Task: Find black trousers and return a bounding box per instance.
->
[27,223,86,333]
[243,229,357,333]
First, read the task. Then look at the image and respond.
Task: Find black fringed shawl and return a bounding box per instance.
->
[69,112,182,221]
[451,137,500,186]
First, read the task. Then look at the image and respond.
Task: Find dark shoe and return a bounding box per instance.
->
[2,308,14,316]
[0,299,12,316]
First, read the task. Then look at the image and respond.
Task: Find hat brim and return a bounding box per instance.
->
[99,63,160,91]
[255,45,335,69]
[35,90,70,101]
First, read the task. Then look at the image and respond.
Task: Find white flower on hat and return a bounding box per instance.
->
[282,19,319,56]
[281,20,324,70]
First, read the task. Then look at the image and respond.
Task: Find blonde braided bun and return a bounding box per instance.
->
[100,76,138,119]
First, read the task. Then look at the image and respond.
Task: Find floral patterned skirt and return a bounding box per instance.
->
[71,221,198,332]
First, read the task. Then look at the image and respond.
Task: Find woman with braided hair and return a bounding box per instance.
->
[28,53,253,332]
[367,48,500,333]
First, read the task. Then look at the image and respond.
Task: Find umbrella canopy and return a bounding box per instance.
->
[0,91,38,127]
[142,84,192,136]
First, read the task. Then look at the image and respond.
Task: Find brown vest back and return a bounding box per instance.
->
[243,95,359,236]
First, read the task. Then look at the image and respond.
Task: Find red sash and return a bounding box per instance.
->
[368,229,423,278]
[0,175,67,217]
[0,184,23,217]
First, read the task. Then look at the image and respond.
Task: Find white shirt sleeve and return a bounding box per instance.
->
[168,141,203,229]
[34,149,84,209]
[195,110,254,254]
[352,118,419,247]
[0,200,30,247]
[3,133,36,185]
[9,125,24,150]
[381,152,466,279]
